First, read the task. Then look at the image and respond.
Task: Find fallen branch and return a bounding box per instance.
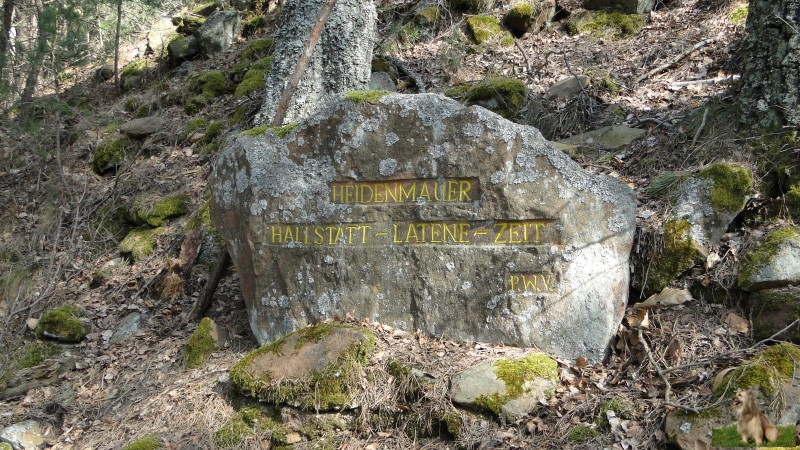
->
[384,54,426,93]
[669,75,740,87]
[513,38,534,79]
[635,36,720,83]
[639,328,672,402]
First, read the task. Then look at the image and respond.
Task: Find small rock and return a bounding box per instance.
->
[119,117,165,138]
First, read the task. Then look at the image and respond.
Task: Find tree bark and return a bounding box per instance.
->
[739,0,800,130]
[0,0,14,54]
[20,0,44,112]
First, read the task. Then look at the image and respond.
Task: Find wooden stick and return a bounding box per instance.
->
[188,249,230,322]
[272,0,338,126]
[635,36,719,84]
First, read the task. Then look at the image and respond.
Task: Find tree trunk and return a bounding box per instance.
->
[113,0,122,95]
[0,0,14,54]
[739,0,800,130]
[20,0,44,112]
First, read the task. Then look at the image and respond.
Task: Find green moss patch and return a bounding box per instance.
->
[567,425,599,443]
[474,353,557,415]
[713,342,800,397]
[242,39,275,61]
[697,163,752,213]
[566,10,645,39]
[641,219,704,295]
[184,317,219,368]
[730,4,748,26]
[504,2,535,37]
[213,406,286,448]
[122,434,162,450]
[119,226,165,262]
[344,90,391,104]
[36,305,91,342]
[230,323,376,411]
[466,15,514,47]
[414,6,441,28]
[132,193,188,227]
[185,71,228,114]
[738,226,800,289]
[93,137,133,174]
[460,77,527,119]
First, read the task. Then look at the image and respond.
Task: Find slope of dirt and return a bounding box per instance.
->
[0,0,790,448]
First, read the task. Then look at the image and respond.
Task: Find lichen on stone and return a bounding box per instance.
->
[474,353,558,415]
[738,225,800,289]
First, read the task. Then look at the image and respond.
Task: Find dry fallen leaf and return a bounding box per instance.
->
[723,312,749,334]
[633,287,693,310]
[626,308,650,328]
[665,338,681,364]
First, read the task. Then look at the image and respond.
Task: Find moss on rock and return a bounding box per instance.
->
[185,71,228,114]
[504,2,535,37]
[641,219,705,295]
[242,38,275,61]
[344,90,391,104]
[738,226,800,289]
[213,406,286,447]
[234,70,265,98]
[713,342,800,397]
[133,193,188,227]
[466,15,514,46]
[473,353,557,416]
[184,317,219,368]
[565,10,645,39]
[414,6,441,28]
[460,77,527,119]
[93,137,133,174]
[36,305,91,342]
[697,163,752,213]
[230,323,376,411]
[119,226,165,262]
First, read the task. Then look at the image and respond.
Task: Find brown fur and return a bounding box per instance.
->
[733,390,779,445]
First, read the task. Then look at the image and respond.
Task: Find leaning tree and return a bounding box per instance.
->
[739,0,800,130]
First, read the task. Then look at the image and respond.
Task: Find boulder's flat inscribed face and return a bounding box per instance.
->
[211,94,636,362]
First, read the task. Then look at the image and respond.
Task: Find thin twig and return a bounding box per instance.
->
[513,38,533,79]
[639,328,672,402]
[635,36,720,83]
[691,106,708,147]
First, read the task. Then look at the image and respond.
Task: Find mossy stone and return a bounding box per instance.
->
[174,14,205,34]
[185,71,228,114]
[234,69,266,99]
[119,226,165,262]
[713,342,800,397]
[344,90,390,104]
[93,137,133,174]
[36,305,91,342]
[462,77,528,119]
[184,317,220,368]
[697,163,752,213]
[504,2,535,37]
[414,6,441,28]
[242,38,274,61]
[122,434,162,450]
[748,287,800,342]
[191,0,219,17]
[472,353,558,416]
[371,58,392,74]
[641,219,705,295]
[466,15,514,46]
[565,10,645,38]
[730,4,748,26]
[213,406,286,447]
[230,323,376,411]
[132,193,188,227]
[738,226,800,290]
[242,15,267,37]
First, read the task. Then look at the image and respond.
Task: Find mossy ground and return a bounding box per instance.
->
[711,423,795,447]
[344,90,390,104]
[119,226,165,262]
[713,343,800,397]
[185,71,228,114]
[566,10,645,39]
[93,137,133,174]
[122,434,162,450]
[466,15,513,47]
[184,317,219,368]
[213,406,286,448]
[35,305,91,342]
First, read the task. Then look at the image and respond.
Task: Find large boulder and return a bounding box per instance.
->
[255,0,376,125]
[196,10,241,55]
[210,93,636,362]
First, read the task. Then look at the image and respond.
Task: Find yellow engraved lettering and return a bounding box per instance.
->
[334,226,345,244]
[314,226,324,244]
[383,183,396,203]
[393,223,403,243]
[523,275,539,291]
[325,226,336,244]
[510,275,520,290]
[430,223,442,242]
[417,222,430,242]
[405,223,419,243]
[302,226,311,244]
[344,185,355,203]
[331,185,344,203]
[360,184,373,203]
[459,180,472,201]
[283,226,295,242]
[418,182,431,200]
[400,183,416,202]
[458,223,470,243]
[270,226,283,243]
[508,222,523,243]
[443,223,457,243]
[526,222,546,243]
[360,225,371,243]
[345,225,359,244]
[375,183,389,203]
[540,273,554,291]
[433,181,444,201]
[494,222,508,243]
[447,180,459,200]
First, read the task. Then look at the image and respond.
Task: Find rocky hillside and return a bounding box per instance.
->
[1,0,798,448]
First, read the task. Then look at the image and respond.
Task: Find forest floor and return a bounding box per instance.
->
[0,0,795,448]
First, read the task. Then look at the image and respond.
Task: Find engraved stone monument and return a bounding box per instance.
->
[211,93,636,362]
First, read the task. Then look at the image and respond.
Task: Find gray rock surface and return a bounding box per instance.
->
[167,35,200,68]
[583,0,655,14]
[747,286,800,342]
[255,0,376,125]
[196,10,241,55]
[211,93,636,362]
[369,72,396,92]
[740,228,800,292]
[556,125,646,154]
[119,117,164,138]
[545,75,590,100]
